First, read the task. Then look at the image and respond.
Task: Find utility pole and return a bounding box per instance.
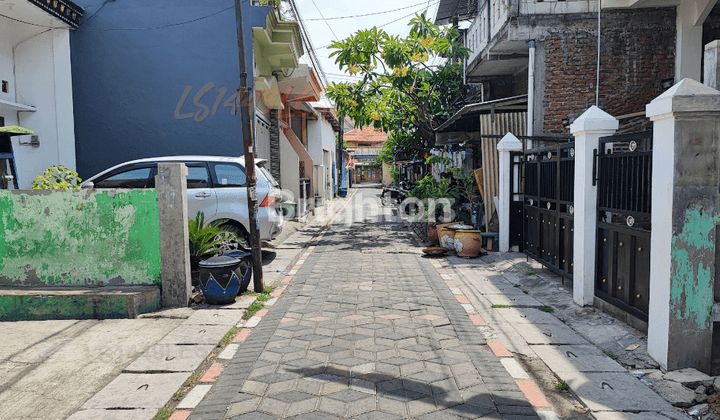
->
[337,118,343,196]
[234,0,263,292]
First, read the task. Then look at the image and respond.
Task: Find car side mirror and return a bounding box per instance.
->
[81,181,94,189]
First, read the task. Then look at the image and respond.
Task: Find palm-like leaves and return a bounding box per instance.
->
[188,211,238,259]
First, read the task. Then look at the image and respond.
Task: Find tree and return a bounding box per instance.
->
[326,13,469,162]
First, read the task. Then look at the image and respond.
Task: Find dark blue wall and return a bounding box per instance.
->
[71,0,270,178]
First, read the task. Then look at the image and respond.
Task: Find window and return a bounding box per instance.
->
[186,166,210,189]
[212,163,246,187]
[95,167,152,188]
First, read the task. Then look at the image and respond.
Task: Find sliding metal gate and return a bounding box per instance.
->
[594,131,652,321]
[523,142,575,279]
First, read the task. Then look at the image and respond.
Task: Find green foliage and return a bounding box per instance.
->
[326,12,469,160]
[32,165,82,190]
[539,306,554,313]
[187,211,237,260]
[491,304,510,308]
[243,301,265,320]
[554,381,569,391]
[603,350,618,360]
[219,326,239,347]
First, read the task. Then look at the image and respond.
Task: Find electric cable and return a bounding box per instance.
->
[304,2,430,21]
[310,0,339,42]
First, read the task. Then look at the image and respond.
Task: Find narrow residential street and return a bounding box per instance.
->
[185,186,564,420]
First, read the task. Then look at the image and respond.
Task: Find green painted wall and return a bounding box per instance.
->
[670,205,720,331]
[0,190,161,286]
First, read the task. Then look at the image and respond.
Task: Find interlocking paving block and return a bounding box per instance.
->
[361,323,392,330]
[408,370,451,383]
[352,411,403,420]
[253,373,297,384]
[315,345,349,354]
[268,390,315,403]
[81,373,188,409]
[228,412,279,419]
[336,333,372,341]
[381,388,427,402]
[402,344,441,352]
[376,331,414,341]
[328,389,372,402]
[267,346,304,354]
[382,357,416,366]
[286,412,338,420]
[429,357,467,366]
[293,334,332,342]
[333,358,373,367]
[280,325,313,332]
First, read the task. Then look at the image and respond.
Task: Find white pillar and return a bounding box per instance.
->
[570,106,618,306]
[646,78,720,373]
[676,0,716,82]
[497,133,523,253]
[704,40,720,89]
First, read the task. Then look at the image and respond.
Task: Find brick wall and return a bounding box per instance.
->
[542,9,675,134]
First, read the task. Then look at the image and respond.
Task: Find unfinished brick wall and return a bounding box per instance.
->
[542,9,676,134]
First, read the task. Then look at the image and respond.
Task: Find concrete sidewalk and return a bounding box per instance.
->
[0,192,354,420]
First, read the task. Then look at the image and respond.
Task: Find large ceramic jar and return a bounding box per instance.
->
[199,254,251,305]
[454,230,483,258]
[440,226,458,251]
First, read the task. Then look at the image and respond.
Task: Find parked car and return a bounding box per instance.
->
[80,156,283,246]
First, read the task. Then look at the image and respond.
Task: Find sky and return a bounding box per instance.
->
[291,0,441,86]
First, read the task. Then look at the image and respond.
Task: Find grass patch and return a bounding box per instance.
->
[263,286,273,294]
[153,407,174,420]
[525,270,538,276]
[243,301,265,320]
[539,306,554,313]
[491,304,510,308]
[257,294,270,302]
[554,381,569,391]
[603,350,618,360]
[219,326,239,347]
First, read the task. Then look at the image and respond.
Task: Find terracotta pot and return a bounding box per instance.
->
[440,226,458,251]
[427,223,439,245]
[435,222,455,242]
[454,230,483,258]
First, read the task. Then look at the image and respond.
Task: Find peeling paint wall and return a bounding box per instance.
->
[0,189,161,286]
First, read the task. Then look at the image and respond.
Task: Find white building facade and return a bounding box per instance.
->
[0,0,82,189]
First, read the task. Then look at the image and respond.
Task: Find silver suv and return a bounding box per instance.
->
[81,156,283,244]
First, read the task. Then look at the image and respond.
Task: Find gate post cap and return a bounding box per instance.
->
[497,133,523,151]
[646,78,720,120]
[570,106,618,135]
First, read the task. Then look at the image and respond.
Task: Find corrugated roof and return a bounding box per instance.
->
[434,0,477,25]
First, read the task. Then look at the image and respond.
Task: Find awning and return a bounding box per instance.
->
[0,126,34,136]
[435,95,528,133]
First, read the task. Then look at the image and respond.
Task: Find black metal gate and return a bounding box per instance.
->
[522,142,575,279]
[594,131,652,321]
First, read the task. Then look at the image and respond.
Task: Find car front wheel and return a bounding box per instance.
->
[217,223,250,251]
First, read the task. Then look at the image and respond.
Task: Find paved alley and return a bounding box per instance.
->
[186,187,555,420]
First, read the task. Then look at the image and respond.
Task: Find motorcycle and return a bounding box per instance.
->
[381,181,410,206]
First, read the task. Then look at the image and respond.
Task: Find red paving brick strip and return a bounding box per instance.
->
[271,289,283,297]
[456,295,470,304]
[488,341,512,357]
[444,281,455,287]
[282,276,293,283]
[200,363,224,383]
[168,411,191,420]
[516,379,551,407]
[232,328,251,343]
[469,314,486,326]
[255,309,268,317]
[437,268,447,274]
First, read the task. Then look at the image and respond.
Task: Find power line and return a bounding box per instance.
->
[315,1,439,50]
[304,1,430,21]
[288,0,329,86]
[84,6,235,31]
[309,0,339,41]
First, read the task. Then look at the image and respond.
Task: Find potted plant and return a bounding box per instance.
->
[188,211,238,285]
